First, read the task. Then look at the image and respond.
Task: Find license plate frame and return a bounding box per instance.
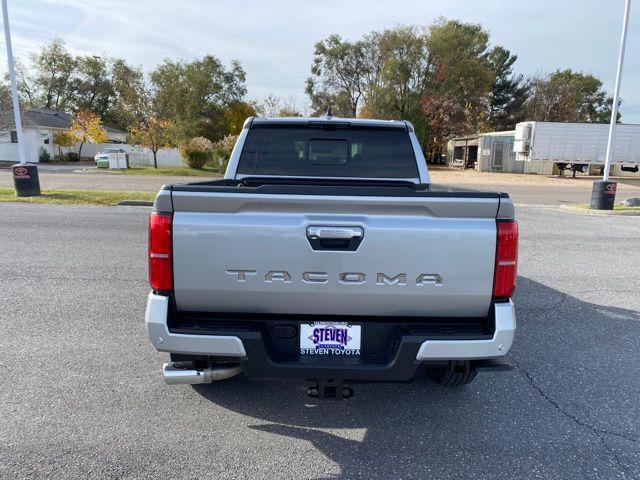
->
[300,322,362,356]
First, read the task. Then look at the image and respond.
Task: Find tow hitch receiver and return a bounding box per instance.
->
[307,380,354,400]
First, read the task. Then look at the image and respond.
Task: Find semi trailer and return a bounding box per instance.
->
[513,121,640,176]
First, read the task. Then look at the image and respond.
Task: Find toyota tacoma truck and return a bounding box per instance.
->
[145,115,518,398]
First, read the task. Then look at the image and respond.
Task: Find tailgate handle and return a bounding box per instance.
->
[306,226,364,251]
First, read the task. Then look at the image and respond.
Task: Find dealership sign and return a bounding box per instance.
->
[14,166,30,179]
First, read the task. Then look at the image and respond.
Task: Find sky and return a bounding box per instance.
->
[1,0,639,122]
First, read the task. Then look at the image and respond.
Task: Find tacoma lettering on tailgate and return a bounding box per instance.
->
[225,270,443,286]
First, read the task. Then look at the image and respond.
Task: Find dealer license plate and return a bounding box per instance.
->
[300,322,361,356]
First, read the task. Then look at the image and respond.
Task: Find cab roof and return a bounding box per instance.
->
[246,116,414,132]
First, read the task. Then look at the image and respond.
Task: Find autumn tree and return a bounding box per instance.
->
[128,117,174,168]
[420,19,494,158]
[53,130,76,157]
[70,109,108,159]
[306,21,499,155]
[223,101,257,135]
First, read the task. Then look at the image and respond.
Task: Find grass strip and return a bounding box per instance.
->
[0,188,155,206]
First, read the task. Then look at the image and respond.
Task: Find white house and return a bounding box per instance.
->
[0,107,127,163]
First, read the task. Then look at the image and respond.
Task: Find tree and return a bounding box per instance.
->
[11,40,146,133]
[150,55,247,142]
[486,46,530,131]
[128,116,174,168]
[420,19,494,158]
[306,35,370,117]
[524,69,615,123]
[0,83,11,129]
[224,101,257,134]
[255,94,282,117]
[71,55,115,119]
[367,27,429,120]
[53,130,76,157]
[70,109,108,159]
[21,39,76,110]
[306,20,499,157]
[255,94,303,118]
[108,59,147,131]
[277,106,303,117]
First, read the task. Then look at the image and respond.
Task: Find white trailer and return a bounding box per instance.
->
[513,121,640,176]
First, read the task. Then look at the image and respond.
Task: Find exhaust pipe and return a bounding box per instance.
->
[163,362,242,385]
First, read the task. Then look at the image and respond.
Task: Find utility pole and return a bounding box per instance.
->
[591,0,631,210]
[2,0,40,196]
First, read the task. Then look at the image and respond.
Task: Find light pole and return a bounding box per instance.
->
[591,0,631,210]
[1,0,40,196]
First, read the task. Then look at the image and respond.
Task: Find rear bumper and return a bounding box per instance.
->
[145,293,515,381]
[145,294,247,357]
[415,301,515,360]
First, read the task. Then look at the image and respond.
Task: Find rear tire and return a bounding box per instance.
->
[426,360,477,386]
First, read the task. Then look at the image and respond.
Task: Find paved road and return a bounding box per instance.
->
[1,203,639,479]
[2,167,640,205]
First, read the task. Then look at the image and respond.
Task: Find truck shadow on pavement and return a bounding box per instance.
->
[193,276,640,479]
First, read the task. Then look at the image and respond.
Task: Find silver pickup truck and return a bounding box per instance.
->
[146,115,518,398]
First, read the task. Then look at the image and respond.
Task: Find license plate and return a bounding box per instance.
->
[300,322,361,356]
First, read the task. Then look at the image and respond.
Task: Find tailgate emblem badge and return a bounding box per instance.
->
[225,270,442,286]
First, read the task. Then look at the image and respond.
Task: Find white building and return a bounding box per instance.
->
[0,107,126,163]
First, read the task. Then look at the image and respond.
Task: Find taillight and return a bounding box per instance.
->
[149,211,173,292]
[493,220,518,299]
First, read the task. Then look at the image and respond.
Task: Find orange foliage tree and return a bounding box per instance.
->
[127,117,174,168]
[70,109,108,159]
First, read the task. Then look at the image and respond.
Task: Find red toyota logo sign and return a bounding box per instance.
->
[15,167,28,176]
[605,183,617,194]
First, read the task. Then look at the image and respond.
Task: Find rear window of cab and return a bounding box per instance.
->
[237,125,418,178]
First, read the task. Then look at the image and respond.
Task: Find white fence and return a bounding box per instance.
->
[72,142,127,159]
[127,148,183,167]
[0,142,19,163]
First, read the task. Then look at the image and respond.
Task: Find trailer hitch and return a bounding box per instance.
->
[307,379,354,400]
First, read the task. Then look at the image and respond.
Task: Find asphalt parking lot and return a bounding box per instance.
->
[1,203,639,479]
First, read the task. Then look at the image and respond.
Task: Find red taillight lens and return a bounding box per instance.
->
[493,220,518,299]
[149,211,173,292]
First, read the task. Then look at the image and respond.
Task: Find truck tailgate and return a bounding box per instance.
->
[170,189,500,317]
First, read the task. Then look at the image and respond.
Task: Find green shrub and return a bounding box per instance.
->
[66,152,79,162]
[180,137,213,169]
[39,148,52,163]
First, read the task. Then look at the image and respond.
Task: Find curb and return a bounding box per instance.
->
[558,205,640,216]
[117,200,154,207]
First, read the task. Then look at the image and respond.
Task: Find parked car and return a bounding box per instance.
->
[146,115,519,399]
[94,147,126,163]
